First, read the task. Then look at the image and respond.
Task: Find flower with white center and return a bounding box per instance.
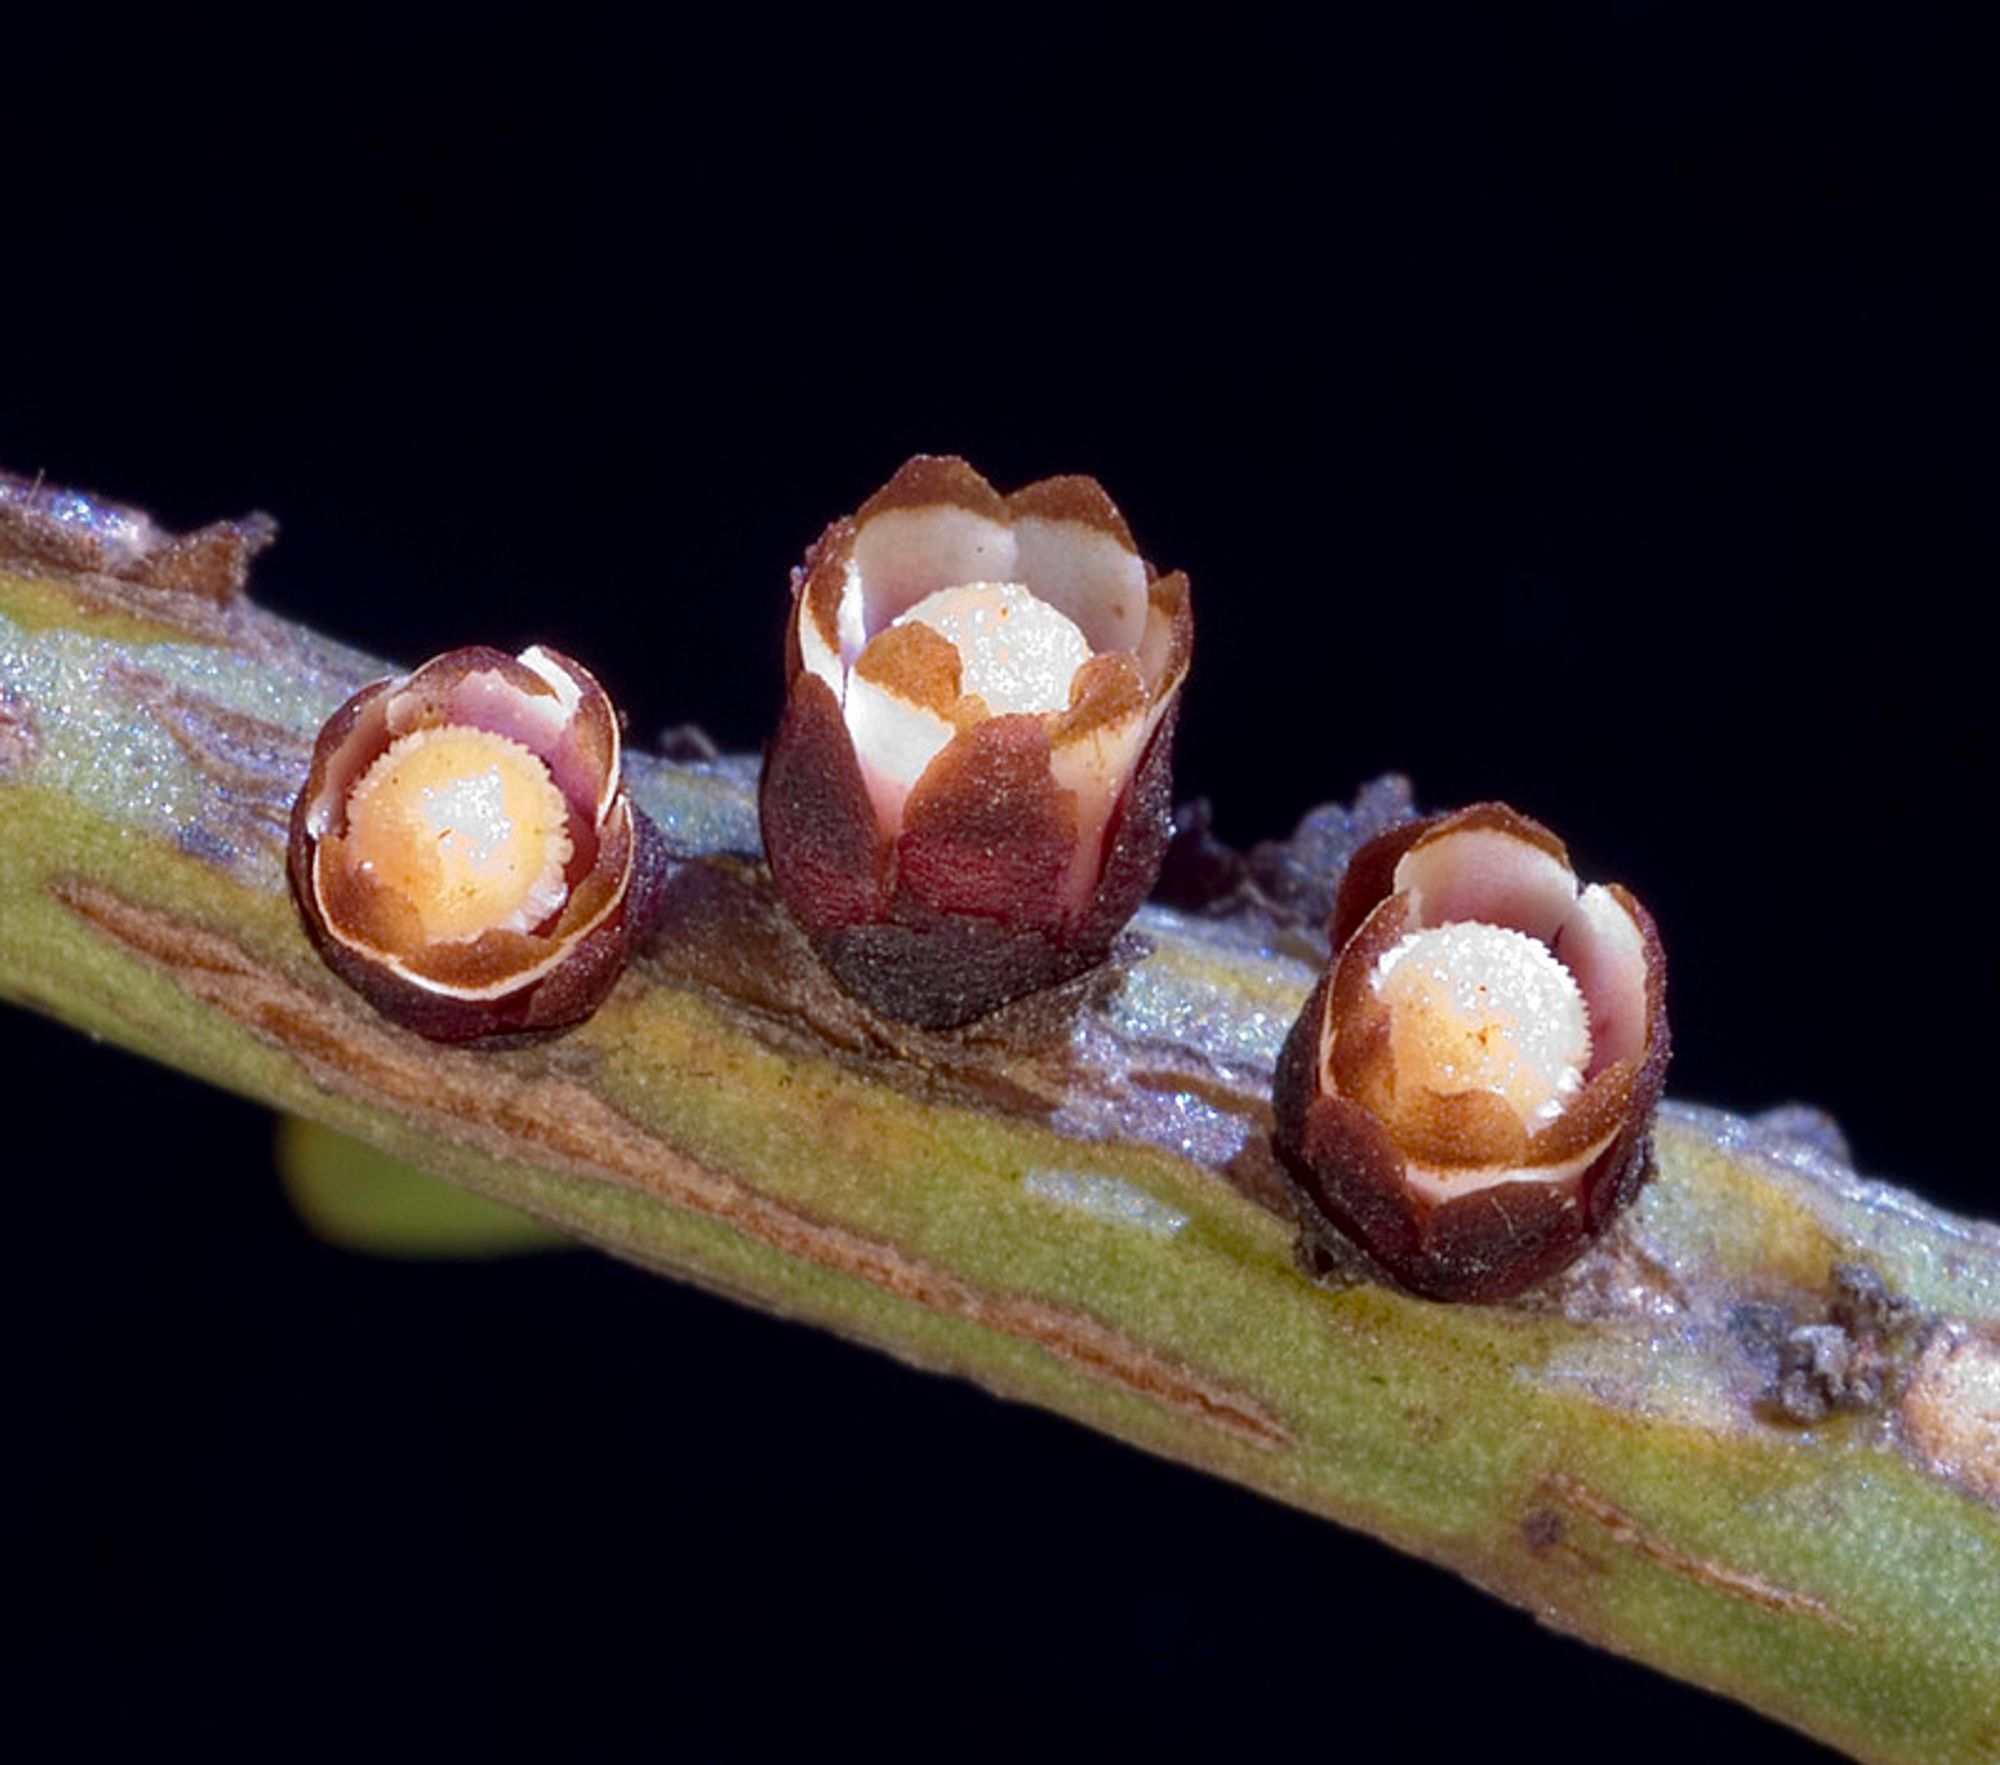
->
[289,644,666,1045]
[1273,802,1670,1302]
[761,456,1194,1028]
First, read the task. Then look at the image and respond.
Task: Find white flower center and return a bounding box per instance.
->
[1374,923,1592,1124]
[345,727,575,944]
[894,581,1091,716]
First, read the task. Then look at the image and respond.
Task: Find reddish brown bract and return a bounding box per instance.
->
[761,457,1194,1028]
[1273,803,1670,1302]
[288,645,667,1045]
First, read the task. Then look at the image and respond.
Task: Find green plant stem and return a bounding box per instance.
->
[3,544,1998,1764]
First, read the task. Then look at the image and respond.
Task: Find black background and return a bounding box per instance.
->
[2,6,1984,1760]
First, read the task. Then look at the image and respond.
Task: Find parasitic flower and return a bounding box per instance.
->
[288,644,666,1045]
[760,456,1194,1028]
[1273,804,1669,1302]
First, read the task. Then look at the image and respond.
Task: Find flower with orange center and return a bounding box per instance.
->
[1273,803,1669,1302]
[288,645,666,1044]
[760,456,1194,1028]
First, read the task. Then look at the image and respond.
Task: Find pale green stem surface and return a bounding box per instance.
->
[3,550,1998,1763]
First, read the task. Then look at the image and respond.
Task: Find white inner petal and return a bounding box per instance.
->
[517,644,584,714]
[853,507,1018,633]
[835,558,870,669]
[1048,699,1152,911]
[1012,516,1149,652]
[1374,923,1591,1125]
[894,582,1091,716]
[1554,884,1649,1069]
[842,672,955,833]
[1395,828,1578,941]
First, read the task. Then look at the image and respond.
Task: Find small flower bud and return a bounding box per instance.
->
[1273,803,1669,1302]
[761,456,1193,1028]
[288,645,666,1044]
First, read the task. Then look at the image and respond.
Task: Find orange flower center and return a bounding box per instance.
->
[344,727,574,944]
[1375,923,1591,1126]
